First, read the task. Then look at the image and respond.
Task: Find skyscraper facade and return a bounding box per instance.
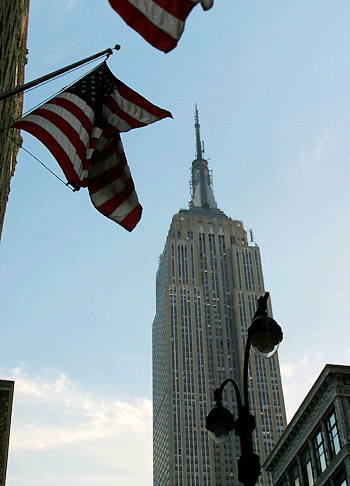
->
[152,109,287,486]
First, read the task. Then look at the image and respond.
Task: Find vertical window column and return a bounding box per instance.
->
[300,446,314,486]
[236,250,242,289]
[326,411,341,459]
[254,250,262,291]
[289,461,301,486]
[313,428,327,475]
[242,248,255,290]
[171,241,175,282]
[190,243,195,284]
[177,241,189,283]
[307,437,318,483]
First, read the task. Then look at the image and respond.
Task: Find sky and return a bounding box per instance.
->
[1,1,350,484]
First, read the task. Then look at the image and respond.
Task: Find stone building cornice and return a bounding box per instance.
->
[264,364,350,477]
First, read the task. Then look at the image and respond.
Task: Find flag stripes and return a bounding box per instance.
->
[88,133,141,228]
[13,62,171,230]
[108,0,213,52]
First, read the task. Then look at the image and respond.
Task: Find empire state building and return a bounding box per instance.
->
[152,109,286,486]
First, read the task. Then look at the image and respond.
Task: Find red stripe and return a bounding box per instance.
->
[150,0,195,21]
[29,107,89,169]
[91,176,137,215]
[108,0,185,52]
[88,163,126,194]
[87,125,118,161]
[109,0,195,23]
[14,120,88,188]
[88,141,127,194]
[46,96,93,135]
[88,137,99,153]
[98,123,119,140]
[89,128,120,157]
[87,132,142,231]
[113,84,172,120]
[119,204,143,232]
[101,135,122,160]
[104,96,147,130]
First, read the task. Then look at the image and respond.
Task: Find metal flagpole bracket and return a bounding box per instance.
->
[106,45,121,59]
[0,44,122,103]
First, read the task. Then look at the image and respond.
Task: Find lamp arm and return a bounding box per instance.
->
[217,378,243,410]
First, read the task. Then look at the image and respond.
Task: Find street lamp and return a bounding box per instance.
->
[205,292,283,486]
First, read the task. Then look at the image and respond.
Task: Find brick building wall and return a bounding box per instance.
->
[0,0,29,239]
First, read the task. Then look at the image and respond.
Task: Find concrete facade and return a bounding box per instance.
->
[264,364,350,486]
[0,0,29,239]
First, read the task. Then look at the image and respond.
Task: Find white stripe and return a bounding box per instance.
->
[54,92,95,121]
[21,113,88,181]
[39,102,93,154]
[89,164,132,206]
[104,90,162,131]
[91,128,106,151]
[89,138,124,178]
[128,0,185,40]
[103,104,132,132]
[91,127,103,139]
[109,192,140,222]
[86,127,103,161]
[91,163,131,204]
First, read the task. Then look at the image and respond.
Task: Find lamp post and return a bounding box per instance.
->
[205,292,283,486]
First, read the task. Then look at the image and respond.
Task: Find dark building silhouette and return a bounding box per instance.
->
[0,380,14,486]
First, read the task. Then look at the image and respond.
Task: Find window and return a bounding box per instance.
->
[290,462,300,486]
[277,476,287,486]
[334,467,348,486]
[326,411,341,458]
[300,447,314,486]
[314,429,327,474]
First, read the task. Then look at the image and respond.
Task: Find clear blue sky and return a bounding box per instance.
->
[1,1,350,484]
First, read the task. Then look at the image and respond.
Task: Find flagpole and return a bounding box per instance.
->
[0,44,121,103]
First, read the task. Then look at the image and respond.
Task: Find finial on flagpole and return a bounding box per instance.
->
[107,45,121,58]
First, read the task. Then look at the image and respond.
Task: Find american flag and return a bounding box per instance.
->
[108,0,213,53]
[13,62,172,231]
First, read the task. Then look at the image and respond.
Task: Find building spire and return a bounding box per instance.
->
[189,106,218,210]
[195,104,203,160]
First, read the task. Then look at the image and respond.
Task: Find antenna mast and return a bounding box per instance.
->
[195,104,203,159]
